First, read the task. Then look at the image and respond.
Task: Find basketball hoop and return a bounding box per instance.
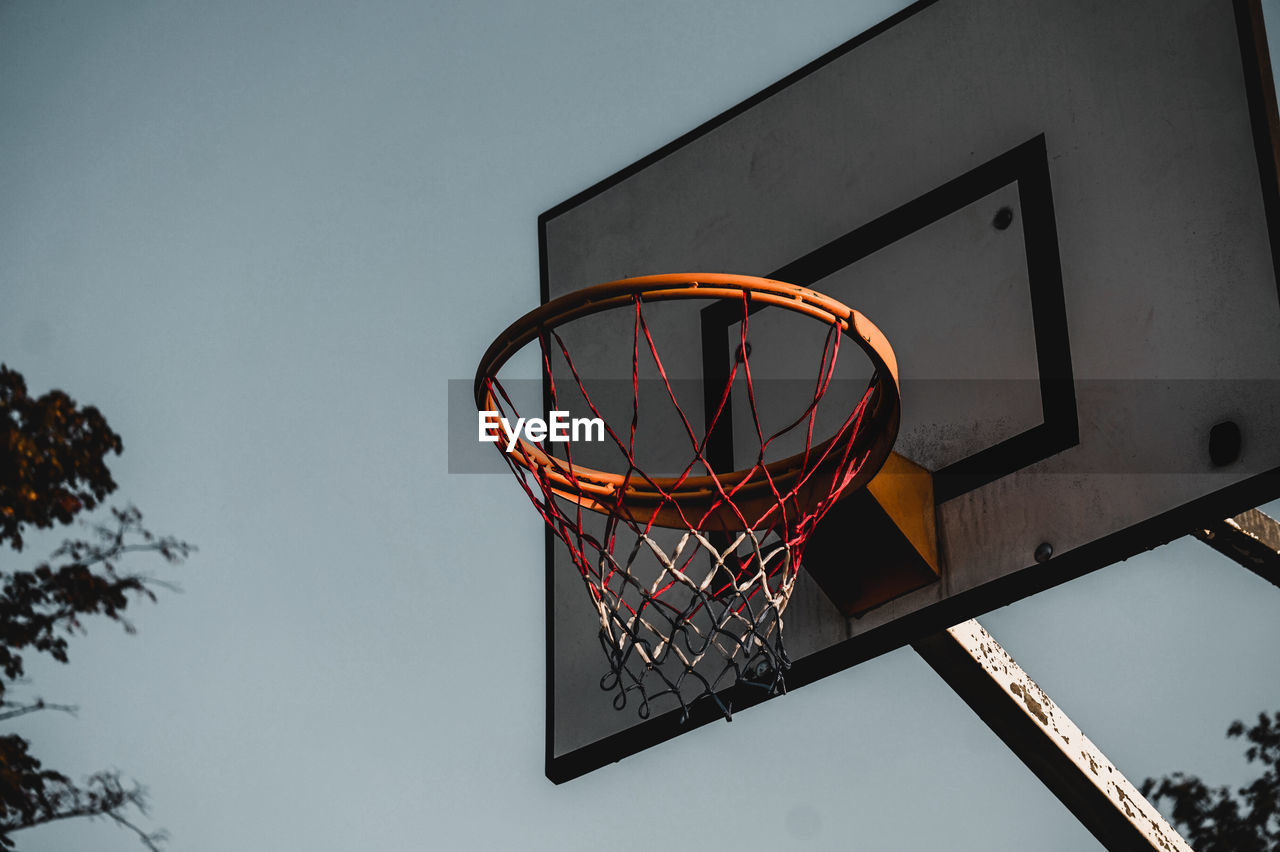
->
[476,273,900,720]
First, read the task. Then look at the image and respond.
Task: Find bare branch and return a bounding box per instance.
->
[106,812,169,852]
[0,697,78,721]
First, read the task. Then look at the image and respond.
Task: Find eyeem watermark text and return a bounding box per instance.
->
[478,410,605,452]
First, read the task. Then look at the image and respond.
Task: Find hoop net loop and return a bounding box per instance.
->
[476,274,899,721]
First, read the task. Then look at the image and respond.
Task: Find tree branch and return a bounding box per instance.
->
[1,768,165,851]
[0,504,194,701]
[0,697,77,721]
[106,812,168,852]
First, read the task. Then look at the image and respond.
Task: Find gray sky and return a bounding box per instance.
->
[2,1,1279,849]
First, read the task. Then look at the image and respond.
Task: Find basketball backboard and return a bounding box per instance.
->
[535,0,1280,781]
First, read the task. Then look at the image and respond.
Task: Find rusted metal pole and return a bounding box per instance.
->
[1193,508,1280,588]
[913,620,1193,851]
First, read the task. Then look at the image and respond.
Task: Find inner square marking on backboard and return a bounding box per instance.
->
[700,136,1078,503]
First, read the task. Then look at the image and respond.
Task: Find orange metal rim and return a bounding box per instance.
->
[474,273,901,528]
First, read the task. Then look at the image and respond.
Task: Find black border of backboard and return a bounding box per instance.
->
[537,0,1280,784]
[699,135,1077,504]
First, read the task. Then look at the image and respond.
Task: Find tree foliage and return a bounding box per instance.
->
[0,365,192,849]
[0,365,123,551]
[1143,711,1280,851]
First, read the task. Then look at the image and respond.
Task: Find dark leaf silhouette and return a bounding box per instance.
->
[0,365,123,551]
[1142,711,1280,851]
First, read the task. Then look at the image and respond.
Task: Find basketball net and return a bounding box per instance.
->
[480,279,890,722]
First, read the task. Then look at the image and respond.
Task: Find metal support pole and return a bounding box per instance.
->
[914,620,1192,851]
[1193,508,1280,588]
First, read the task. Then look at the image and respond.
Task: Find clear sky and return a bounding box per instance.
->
[2,1,1280,850]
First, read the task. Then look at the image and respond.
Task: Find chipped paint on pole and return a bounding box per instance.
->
[914,620,1193,851]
